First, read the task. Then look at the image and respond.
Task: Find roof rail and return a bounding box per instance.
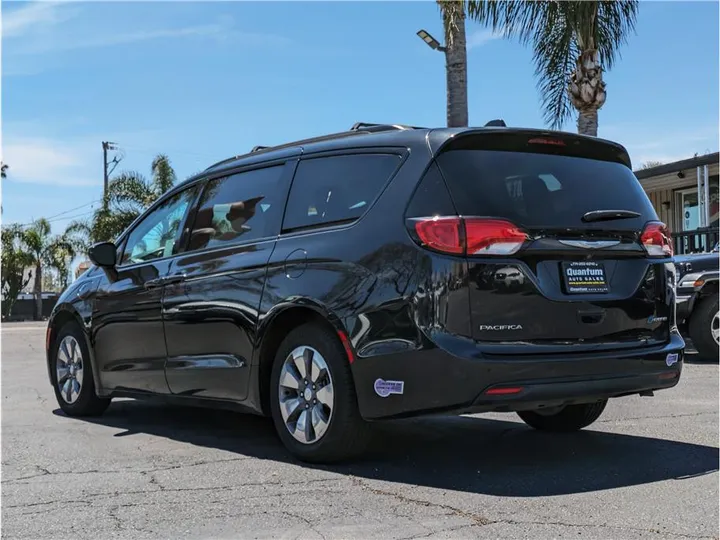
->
[204,123,427,172]
[484,119,507,127]
[350,122,425,132]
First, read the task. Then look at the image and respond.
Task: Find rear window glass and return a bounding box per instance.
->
[436,150,658,230]
[283,153,401,231]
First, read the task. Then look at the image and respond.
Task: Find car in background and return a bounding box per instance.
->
[675,243,719,359]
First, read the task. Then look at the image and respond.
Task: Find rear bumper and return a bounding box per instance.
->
[351,331,685,420]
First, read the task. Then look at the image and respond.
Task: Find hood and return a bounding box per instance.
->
[673,252,719,265]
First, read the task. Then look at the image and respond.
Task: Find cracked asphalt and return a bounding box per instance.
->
[2,322,718,539]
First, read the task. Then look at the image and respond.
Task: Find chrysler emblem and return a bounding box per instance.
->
[558,240,620,249]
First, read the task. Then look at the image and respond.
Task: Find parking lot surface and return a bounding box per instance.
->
[2,322,718,539]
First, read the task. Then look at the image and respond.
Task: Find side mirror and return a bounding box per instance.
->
[88,241,117,268]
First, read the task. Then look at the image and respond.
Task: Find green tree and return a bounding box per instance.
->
[22,219,75,320]
[1,224,33,320]
[67,154,177,250]
[467,0,639,136]
[641,160,664,170]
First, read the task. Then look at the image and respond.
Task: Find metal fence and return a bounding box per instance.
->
[2,295,59,322]
[672,228,720,255]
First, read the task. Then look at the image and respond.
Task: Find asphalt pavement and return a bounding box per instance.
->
[2,321,718,539]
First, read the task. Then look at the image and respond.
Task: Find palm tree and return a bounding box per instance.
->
[437,0,469,127]
[67,154,177,248]
[1,224,33,320]
[22,219,75,320]
[47,237,77,290]
[467,0,639,136]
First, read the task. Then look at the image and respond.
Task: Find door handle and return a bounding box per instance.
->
[164,274,186,285]
[144,278,164,290]
[144,274,186,289]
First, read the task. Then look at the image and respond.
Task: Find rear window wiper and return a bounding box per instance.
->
[581,209,641,223]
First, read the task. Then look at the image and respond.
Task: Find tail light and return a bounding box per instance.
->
[641,221,673,257]
[412,216,528,256]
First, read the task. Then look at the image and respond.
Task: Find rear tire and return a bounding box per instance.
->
[269,323,371,463]
[688,295,719,360]
[50,323,111,417]
[517,400,607,432]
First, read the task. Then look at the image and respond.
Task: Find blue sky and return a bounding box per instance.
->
[3,0,719,240]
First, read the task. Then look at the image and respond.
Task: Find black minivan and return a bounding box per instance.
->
[46,122,685,462]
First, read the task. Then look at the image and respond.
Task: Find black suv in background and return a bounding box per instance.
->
[674,244,719,358]
[46,122,685,462]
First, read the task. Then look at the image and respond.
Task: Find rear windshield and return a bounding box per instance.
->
[435,149,658,230]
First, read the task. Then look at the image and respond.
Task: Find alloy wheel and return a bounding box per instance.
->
[56,335,84,404]
[278,346,334,444]
[712,311,719,346]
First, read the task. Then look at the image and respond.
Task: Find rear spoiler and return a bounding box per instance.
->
[431,129,632,169]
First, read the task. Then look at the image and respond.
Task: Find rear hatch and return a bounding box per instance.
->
[414,130,674,355]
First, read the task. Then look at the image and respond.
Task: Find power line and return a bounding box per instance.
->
[117,143,221,162]
[12,207,97,229]
[43,199,102,222]
[48,210,96,224]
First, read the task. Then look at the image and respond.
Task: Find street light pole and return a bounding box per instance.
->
[416,24,469,128]
[102,141,119,210]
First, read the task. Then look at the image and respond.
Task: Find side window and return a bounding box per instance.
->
[283,153,401,231]
[187,165,284,251]
[119,187,198,266]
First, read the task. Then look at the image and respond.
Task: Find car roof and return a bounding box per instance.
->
[177,122,632,188]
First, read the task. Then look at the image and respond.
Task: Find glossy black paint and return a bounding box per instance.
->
[88,241,117,267]
[47,126,685,423]
[93,259,174,395]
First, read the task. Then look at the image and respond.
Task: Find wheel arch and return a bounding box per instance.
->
[698,278,719,300]
[255,300,353,417]
[46,305,103,395]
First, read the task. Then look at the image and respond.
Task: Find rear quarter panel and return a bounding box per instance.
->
[256,144,471,404]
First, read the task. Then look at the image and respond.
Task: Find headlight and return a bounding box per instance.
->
[678,272,704,288]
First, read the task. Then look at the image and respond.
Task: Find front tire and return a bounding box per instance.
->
[517,401,607,432]
[269,323,370,463]
[51,323,110,417]
[688,295,719,360]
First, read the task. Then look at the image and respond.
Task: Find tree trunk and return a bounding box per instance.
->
[577,110,599,138]
[33,261,42,321]
[442,2,468,128]
[568,49,606,137]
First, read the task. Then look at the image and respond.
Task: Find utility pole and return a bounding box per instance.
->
[102,141,120,210]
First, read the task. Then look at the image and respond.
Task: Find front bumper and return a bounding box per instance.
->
[352,332,685,420]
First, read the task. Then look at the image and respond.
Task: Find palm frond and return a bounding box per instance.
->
[151,154,176,197]
[533,14,578,130]
[65,219,91,237]
[594,0,639,69]
[91,208,140,243]
[22,219,52,258]
[107,172,154,209]
[438,0,464,46]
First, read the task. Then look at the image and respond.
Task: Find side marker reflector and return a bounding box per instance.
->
[485,386,523,396]
[338,331,354,364]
